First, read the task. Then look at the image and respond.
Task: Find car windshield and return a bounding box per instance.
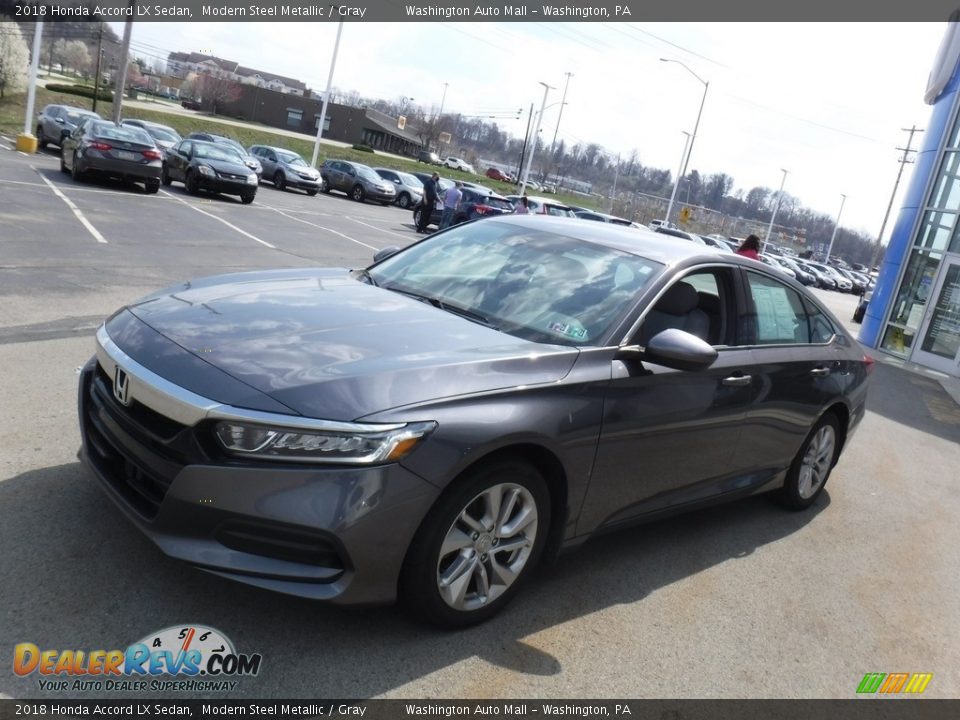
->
[218,138,247,155]
[92,123,152,145]
[67,111,97,123]
[356,166,381,182]
[147,127,179,142]
[545,205,574,217]
[368,220,662,346]
[278,151,306,166]
[399,172,423,188]
[194,143,244,163]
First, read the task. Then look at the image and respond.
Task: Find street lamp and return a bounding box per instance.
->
[664,131,692,228]
[763,169,790,254]
[660,59,709,207]
[311,20,344,168]
[519,81,554,196]
[550,71,573,155]
[825,194,847,263]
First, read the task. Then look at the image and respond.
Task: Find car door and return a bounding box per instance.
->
[726,269,849,478]
[578,266,758,533]
[167,141,192,181]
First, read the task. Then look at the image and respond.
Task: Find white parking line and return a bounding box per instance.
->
[267,206,380,251]
[34,168,107,244]
[160,189,276,249]
[346,216,414,242]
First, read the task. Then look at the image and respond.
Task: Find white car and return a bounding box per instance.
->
[443,157,475,174]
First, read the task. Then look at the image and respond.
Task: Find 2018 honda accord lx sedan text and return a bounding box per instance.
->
[78,217,871,628]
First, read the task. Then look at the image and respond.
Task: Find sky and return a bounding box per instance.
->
[112,21,948,238]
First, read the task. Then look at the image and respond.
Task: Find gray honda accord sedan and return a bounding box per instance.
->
[78,216,871,627]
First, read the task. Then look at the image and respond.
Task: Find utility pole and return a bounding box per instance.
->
[825,194,847,264]
[871,125,923,268]
[516,103,533,183]
[762,168,789,254]
[311,20,344,168]
[550,71,573,155]
[92,23,104,113]
[112,10,134,124]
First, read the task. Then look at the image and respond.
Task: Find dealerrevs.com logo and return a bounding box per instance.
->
[13,625,262,693]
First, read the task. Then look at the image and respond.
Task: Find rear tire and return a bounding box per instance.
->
[400,459,550,629]
[413,207,423,230]
[145,179,160,194]
[70,153,84,182]
[161,165,172,186]
[778,414,840,510]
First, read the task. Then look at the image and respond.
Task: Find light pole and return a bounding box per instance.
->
[664,131,692,227]
[519,81,554,196]
[609,152,621,213]
[18,20,43,152]
[438,82,448,118]
[763,169,790,254]
[825,194,847,263]
[550,71,573,155]
[311,20,344,168]
[660,59,709,192]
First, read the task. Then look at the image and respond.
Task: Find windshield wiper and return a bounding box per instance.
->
[386,287,494,327]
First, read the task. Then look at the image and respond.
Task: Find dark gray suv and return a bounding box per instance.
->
[78,217,870,628]
[320,159,396,204]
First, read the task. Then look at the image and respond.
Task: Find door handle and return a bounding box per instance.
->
[809,367,831,378]
[722,375,753,387]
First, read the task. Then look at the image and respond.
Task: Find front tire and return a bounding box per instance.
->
[400,459,550,628]
[274,171,286,191]
[351,184,365,202]
[161,165,172,186]
[306,188,318,197]
[145,179,160,194]
[397,192,411,209]
[240,192,255,205]
[321,176,330,193]
[185,170,199,195]
[37,126,47,149]
[778,414,840,510]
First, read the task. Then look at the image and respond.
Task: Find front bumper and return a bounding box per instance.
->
[77,341,439,605]
[199,173,256,196]
[289,174,321,190]
[364,187,396,202]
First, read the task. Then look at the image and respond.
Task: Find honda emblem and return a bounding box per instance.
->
[113,366,131,406]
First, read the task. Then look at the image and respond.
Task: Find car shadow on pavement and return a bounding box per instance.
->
[865,362,960,443]
[0,460,826,699]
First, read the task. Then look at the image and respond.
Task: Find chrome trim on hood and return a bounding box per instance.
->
[95,325,405,432]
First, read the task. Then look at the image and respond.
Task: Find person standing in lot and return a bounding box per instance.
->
[417,172,441,233]
[513,195,530,214]
[736,234,761,260]
[440,181,463,230]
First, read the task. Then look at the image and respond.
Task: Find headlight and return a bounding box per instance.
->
[197,165,215,176]
[214,420,436,464]
[246,174,258,185]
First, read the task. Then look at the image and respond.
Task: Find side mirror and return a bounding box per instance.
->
[55,117,65,124]
[622,328,718,372]
[373,246,401,263]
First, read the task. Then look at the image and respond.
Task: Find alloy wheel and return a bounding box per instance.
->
[797,425,836,500]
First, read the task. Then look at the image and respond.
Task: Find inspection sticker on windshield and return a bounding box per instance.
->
[548,321,587,339]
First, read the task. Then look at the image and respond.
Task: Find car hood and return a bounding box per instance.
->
[195,157,252,174]
[122,268,578,421]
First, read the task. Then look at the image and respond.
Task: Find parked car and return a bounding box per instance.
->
[186,132,262,179]
[120,119,181,151]
[654,227,708,244]
[575,210,641,228]
[413,187,515,229]
[36,105,101,150]
[374,168,424,209]
[180,99,201,111]
[698,235,736,253]
[760,254,797,280]
[505,195,576,217]
[835,267,869,295]
[161,138,259,204]
[443,156,475,173]
[804,260,853,292]
[61,120,162,193]
[418,150,442,165]
[78,216,870,628]
[485,168,510,182]
[249,145,321,195]
[853,289,872,323]
[321,159,396,204]
[793,259,838,290]
[777,256,817,286]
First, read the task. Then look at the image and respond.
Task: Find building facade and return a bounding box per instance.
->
[860,22,960,377]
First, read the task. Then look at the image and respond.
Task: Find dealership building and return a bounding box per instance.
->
[860,21,960,377]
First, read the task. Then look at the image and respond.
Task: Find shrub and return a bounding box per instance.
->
[352,143,375,153]
[45,83,112,102]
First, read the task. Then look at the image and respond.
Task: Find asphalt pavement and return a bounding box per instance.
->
[1,138,958,700]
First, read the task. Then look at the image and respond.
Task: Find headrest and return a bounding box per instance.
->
[654,281,699,315]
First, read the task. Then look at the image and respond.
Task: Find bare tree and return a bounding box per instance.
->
[61,40,90,76]
[0,20,29,99]
[196,73,242,115]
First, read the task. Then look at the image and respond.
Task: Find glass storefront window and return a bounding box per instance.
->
[915,210,956,251]
[920,263,960,359]
[882,248,944,355]
[930,151,960,209]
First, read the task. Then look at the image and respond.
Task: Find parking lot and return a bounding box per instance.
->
[1,140,959,700]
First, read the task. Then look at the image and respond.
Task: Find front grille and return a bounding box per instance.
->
[82,366,197,519]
